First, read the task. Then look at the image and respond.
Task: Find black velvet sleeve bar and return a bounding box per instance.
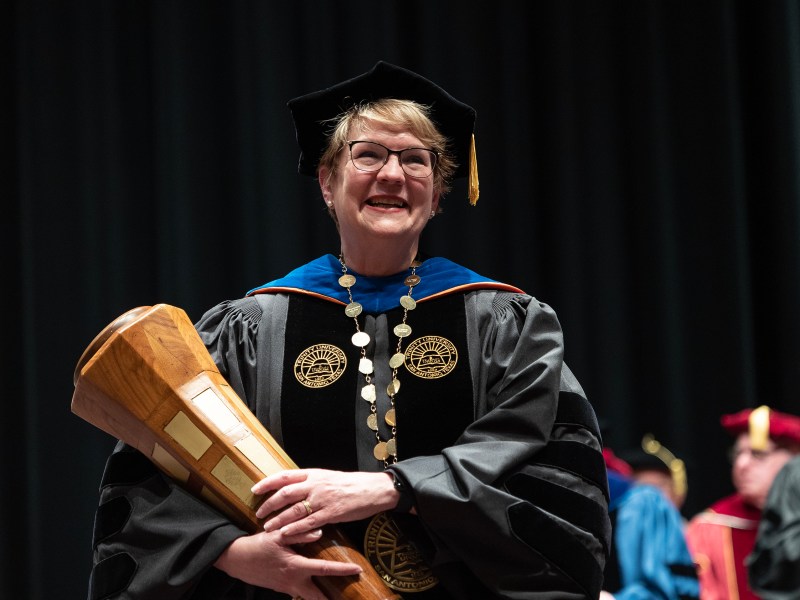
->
[88,444,247,600]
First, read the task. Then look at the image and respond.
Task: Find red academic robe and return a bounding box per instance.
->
[685,494,761,600]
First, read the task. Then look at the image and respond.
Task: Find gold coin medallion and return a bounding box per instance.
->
[374,441,389,461]
[404,336,458,379]
[393,323,412,338]
[399,295,417,310]
[294,344,347,388]
[387,379,400,396]
[389,352,406,369]
[361,384,377,402]
[352,331,371,347]
[384,408,396,426]
[359,357,374,374]
[386,438,397,457]
[345,302,363,317]
[364,513,438,593]
[366,413,378,431]
[338,274,356,288]
[404,274,421,287]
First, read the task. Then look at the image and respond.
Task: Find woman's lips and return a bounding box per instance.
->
[365,197,407,209]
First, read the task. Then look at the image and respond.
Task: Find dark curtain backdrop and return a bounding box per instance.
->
[6,1,800,597]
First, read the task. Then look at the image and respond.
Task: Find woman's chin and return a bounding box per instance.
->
[357,215,419,238]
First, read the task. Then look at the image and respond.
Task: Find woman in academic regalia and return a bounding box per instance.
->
[87,62,610,600]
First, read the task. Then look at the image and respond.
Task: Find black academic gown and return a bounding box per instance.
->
[748,455,800,599]
[87,256,610,600]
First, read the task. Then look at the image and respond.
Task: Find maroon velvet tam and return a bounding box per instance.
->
[721,406,800,446]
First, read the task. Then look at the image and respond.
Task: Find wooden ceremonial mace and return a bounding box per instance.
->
[71,303,399,600]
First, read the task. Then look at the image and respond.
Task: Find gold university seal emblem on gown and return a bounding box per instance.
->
[404,336,458,379]
[294,344,347,388]
[364,512,438,592]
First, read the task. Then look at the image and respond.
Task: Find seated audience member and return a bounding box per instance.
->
[685,406,800,600]
[619,434,688,512]
[601,447,700,600]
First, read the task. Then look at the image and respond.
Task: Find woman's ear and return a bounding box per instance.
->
[431,191,441,215]
[319,166,333,207]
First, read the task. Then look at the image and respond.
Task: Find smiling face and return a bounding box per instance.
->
[318,121,440,271]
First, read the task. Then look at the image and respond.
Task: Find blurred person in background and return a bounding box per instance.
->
[600,442,699,599]
[618,434,688,513]
[685,406,800,600]
[747,454,800,599]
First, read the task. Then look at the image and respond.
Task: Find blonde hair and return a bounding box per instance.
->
[318,99,456,199]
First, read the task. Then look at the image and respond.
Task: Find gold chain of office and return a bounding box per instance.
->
[337,253,421,466]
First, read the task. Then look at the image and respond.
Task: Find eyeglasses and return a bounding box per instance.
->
[728,446,785,463]
[346,141,438,178]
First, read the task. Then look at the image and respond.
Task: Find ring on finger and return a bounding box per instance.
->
[302,499,313,516]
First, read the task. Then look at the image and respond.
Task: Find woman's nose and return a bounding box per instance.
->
[377,154,405,180]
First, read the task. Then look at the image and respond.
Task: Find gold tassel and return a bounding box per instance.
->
[468,134,479,205]
[749,405,771,451]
